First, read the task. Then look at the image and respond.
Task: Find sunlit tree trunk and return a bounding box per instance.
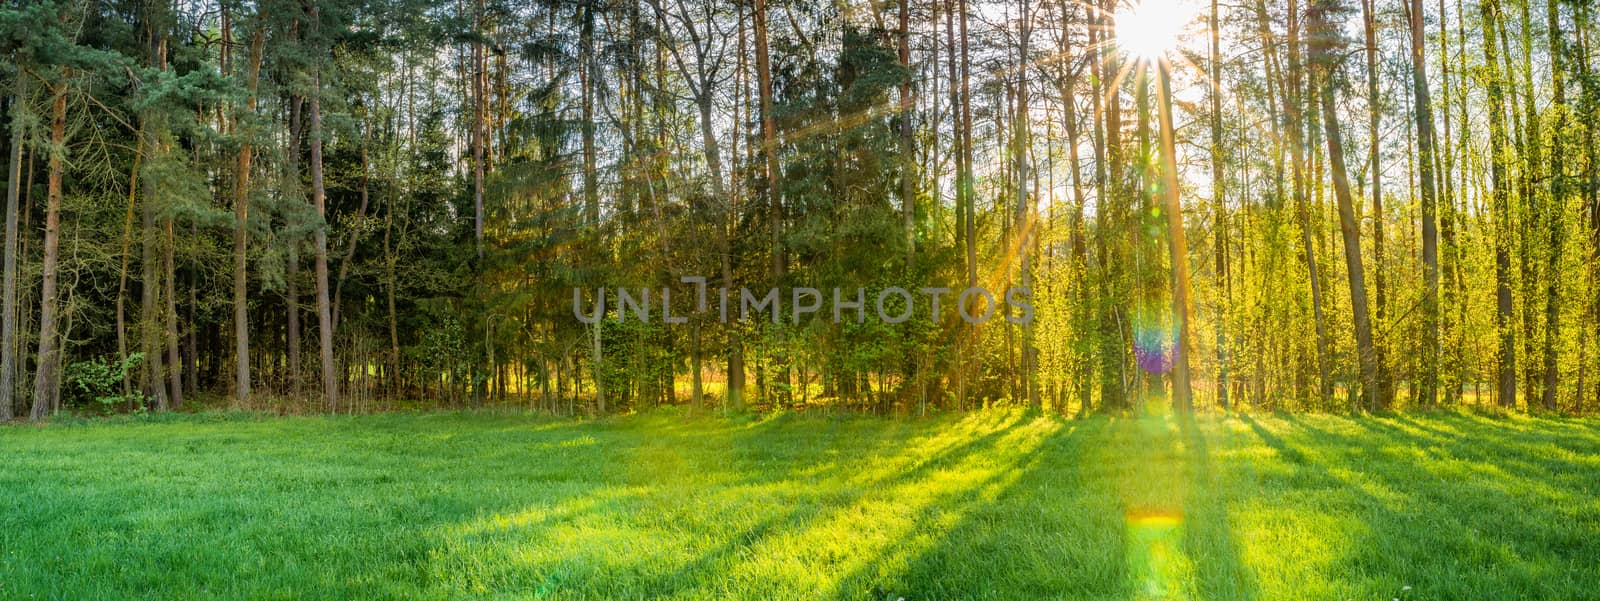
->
[1362,0,1392,407]
[1309,0,1379,410]
[1481,0,1517,407]
[1285,0,1332,406]
[1541,0,1569,411]
[1156,62,1194,413]
[1406,0,1440,406]
[1209,0,1229,411]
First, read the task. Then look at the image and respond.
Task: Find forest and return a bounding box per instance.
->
[2,0,1597,420]
[8,1,1600,598]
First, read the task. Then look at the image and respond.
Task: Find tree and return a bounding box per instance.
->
[308,3,338,411]
[1,58,24,421]
[1406,0,1439,406]
[232,7,266,402]
[1309,0,1380,409]
[1481,0,1516,407]
[29,70,66,419]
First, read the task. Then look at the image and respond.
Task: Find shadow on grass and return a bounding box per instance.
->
[859,415,1261,601]
[1258,413,1598,598]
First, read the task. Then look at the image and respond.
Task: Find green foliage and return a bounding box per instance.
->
[62,353,144,408]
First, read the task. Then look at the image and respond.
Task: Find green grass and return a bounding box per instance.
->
[2,410,1598,600]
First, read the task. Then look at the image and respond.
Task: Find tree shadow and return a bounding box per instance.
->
[1176,414,1258,600]
[850,415,1262,600]
[1265,414,1596,598]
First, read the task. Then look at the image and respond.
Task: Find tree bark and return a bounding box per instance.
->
[1157,63,1194,413]
[164,217,183,408]
[1309,0,1380,410]
[141,31,169,409]
[233,16,264,402]
[1481,0,1517,407]
[1541,0,1568,411]
[1209,0,1229,410]
[286,94,303,396]
[1362,0,1392,407]
[755,0,781,279]
[899,0,915,263]
[29,77,66,420]
[2,73,25,420]
[1407,0,1440,406]
[309,62,338,411]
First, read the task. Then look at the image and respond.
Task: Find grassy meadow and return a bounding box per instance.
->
[2,410,1597,600]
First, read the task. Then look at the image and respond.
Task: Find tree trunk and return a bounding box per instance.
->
[1481,0,1517,407]
[233,18,264,402]
[1286,0,1332,406]
[755,0,781,278]
[581,0,598,224]
[309,65,339,411]
[899,0,915,263]
[1156,64,1194,413]
[286,94,303,397]
[1542,0,1569,411]
[1362,0,1392,407]
[1310,0,1380,410]
[2,74,25,420]
[1407,0,1440,406]
[164,217,183,408]
[142,36,169,410]
[1209,0,1229,410]
[29,78,66,420]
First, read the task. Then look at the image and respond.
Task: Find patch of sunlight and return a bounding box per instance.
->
[1237,506,1355,599]
[444,485,649,537]
[1125,510,1191,600]
[717,415,1060,597]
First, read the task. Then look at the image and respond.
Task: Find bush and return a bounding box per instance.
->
[63,353,146,409]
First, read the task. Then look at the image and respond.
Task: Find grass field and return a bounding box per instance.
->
[2,410,1597,600]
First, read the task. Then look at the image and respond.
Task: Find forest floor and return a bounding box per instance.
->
[2,409,1597,600]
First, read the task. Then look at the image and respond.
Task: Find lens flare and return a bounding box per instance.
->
[1133,308,1175,374]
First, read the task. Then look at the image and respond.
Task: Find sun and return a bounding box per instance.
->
[1115,0,1199,61]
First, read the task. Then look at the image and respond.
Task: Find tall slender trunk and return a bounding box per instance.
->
[1286,0,1331,405]
[309,63,338,411]
[1309,0,1379,410]
[384,176,400,398]
[2,73,25,420]
[1407,0,1440,406]
[286,95,303,396]
[1481,0,1517,407]
[1209,0,1229,410]
[233,18,264,402]
[164,217,183,408]
[581,0,598,224]
[1157,63,1194,413]
[1539,0,1568,411]
[960,0,974,288]
[1064,9,1093,412]
[755,0,781,278]
[472,0,486,257]
[141,33,169,409]
[1362,0,1392,407]
[29,78,66,420]
[899,0,915,263]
